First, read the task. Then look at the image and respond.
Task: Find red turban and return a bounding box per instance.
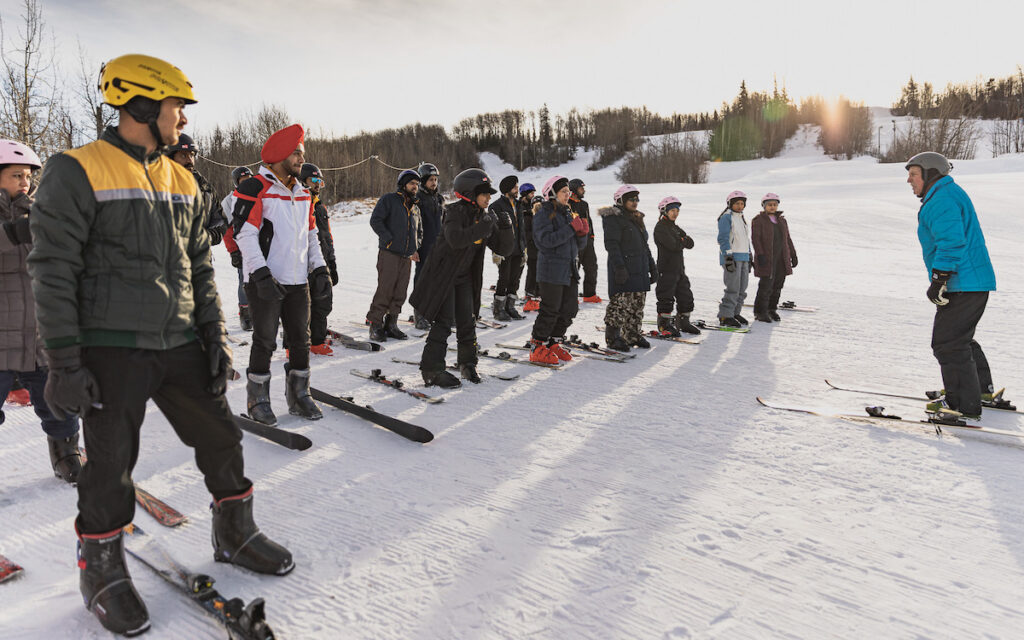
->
[261,124,305,164]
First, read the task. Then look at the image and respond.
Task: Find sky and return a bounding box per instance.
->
[3,0,1022,138]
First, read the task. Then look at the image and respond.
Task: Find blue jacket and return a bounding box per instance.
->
[601,205,656,296]
[533,200,587,286]
[716,208,751,265]
[917,176,995,292]
[370,191,421,257]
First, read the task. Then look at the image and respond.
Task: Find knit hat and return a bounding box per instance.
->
[261,124,305,164]
[499,175,519,194]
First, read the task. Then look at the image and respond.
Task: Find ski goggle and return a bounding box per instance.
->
[309,176,324,186]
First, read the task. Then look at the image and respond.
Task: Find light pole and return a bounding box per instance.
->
[878,126,883,155]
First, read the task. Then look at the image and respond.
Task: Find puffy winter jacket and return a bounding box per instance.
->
[716,209,751,264]
[417,187,444,259]
[601,205,656,295]
[534,200,588,286]
[519,198,537,252]
[489,194,523,255]
[917,176,996,292]
[28,126,222,350]
[653,215,694,282]
[0,189,42,370]
[751,211,796,279]
[370,191,421,257]
[232,167,327,285]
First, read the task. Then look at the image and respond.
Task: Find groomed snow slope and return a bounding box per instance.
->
[2,124,1024,639]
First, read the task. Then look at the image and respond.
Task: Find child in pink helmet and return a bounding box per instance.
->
[716,190,751,327]
[750,192,797,322]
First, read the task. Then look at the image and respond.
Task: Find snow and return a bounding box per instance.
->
[3,121,1024,639]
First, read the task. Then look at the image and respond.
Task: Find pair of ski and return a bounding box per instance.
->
[593,325,701,345]
[495,341,627,363]
[455,346,563,369]
[326,328,384,351]
[405,314,510,330]
[742,301,817,312]
[389,357,520,381]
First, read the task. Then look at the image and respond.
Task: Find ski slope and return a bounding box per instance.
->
[2,119,1024,639]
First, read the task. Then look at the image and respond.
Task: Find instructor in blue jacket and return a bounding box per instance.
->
[906,151,998,421]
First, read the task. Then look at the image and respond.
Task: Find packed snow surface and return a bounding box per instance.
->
[2,116,1024,639]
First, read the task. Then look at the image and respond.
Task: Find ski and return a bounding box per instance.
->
[743,301,816,312]
[458,347,562,369]
[0,553,24,583]
[82,450,189,527]
[693,319,750,333]
[326,328,384,351]
[233,414,314,451]
[495,342,627,363]
[644,330,703,345]
[756,397,1024,441]
[823,379,1022,414]
[475,318,507,330]
[226,334,249,346]
[350,369,444,404]
[389,357,520,381]
[122,523,275,640]
[565,334,639,357]
[345,321,426,340]
[310,387,434,443]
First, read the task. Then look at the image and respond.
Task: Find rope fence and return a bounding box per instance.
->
[197,153,413,173]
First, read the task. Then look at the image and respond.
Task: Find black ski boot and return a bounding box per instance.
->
[632,334,651,349]
[460,364,482,384]
[48,433,83,484]
[422,369,462,388]
[368,320,388,342]
[384,314,408,340]
[769,310,781,322]
[78,527,150,637]
[605,326,631,352]
[285,367,322,420]
[239,305,253,331]
[676,313,701,334]
[245,370,277,426]
[754,311,773,323]
[492,295,512,322]
[506,295,525,320]
[656,313,680,337]
[211,488,294,576]
[734,313,749,326]
[719,316,742,328]
[413,310,432,331]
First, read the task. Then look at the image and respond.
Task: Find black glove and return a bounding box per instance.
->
[748,259,753,273]
[791,254,798,268]
[496,209,513,229]
[328,260,339,286]
[927,269,953,306]
[230,250,242,269]
[481,210,498,228]
[310,265,332,300]
[2,214,31,245]
[44,345,101,420]
[198,323,232,396]
[614,264,629,285]
[251,266,286,302]
[724,255,736,273]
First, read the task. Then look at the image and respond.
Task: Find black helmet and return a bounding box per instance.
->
[165,133,198,157]
[568,178,585,193]
[299,163,323,183]
[231,166,254,186]
[397,169,420,190]
[417,162,439,180]
[453,168,497,201]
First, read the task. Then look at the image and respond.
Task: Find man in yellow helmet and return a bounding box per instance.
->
[27,54,293,637]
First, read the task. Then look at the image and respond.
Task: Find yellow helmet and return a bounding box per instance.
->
[98,54,197,107]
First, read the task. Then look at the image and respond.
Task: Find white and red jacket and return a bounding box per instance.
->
[233,166,326,285]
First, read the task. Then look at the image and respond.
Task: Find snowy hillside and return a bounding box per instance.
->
[3,131,1024,639]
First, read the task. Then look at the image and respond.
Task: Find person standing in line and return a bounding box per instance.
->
[653,196,700,336]
[164,133,227,245]
[367,169,422,341]
[413,162,443,330]
[600,185,656,352]
[569,178,600,303]
[751,192,797,323]
[491,175,526,322]
[716,190,751,328]
[301,162,338,355]
[222,166,255,330]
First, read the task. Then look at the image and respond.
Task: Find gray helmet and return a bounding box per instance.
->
[905,151,952,177]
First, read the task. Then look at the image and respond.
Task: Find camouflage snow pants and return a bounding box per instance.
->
[605,292,646,343]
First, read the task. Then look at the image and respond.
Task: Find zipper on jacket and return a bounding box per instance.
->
[143,159,176,350]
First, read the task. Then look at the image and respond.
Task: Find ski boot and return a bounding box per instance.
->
[459,364,482,384]
[309,342,334,356]
[492,295,512,322]
[632,333,651,349]
[506,295,525,320]
[211,488,294,575]
[733,314,749,326]
[657,313,681,337]
[754,311,773,323]
[384,314,407,340]
[78,526,150,637]
[925,398,978,424]
[581,294,603,303]
[368,319,388,342]
[604,326,631,352]
[245,370,277,426]
[529,339,559,364]
[982,388,1016,411]
[239,304,253,331]
[547,338,573,362]
[422,369,462,388]
[285,367,322,420]
[523,296,540,312]
[769,309,781,322]
[719,316,742,328]
[6,388,31,405]
[48,433,83,484]
[413,311,432,331]
[675,313,701,335]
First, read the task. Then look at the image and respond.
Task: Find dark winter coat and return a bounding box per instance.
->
[194,170,227,245]
[489,194,524,255]
[653,215,694,281]
[409,199,514,321]
[751,211,796,279]
[519,198,537,252]
[533,200,588,286]
[370,191,421,257]
[312,196,336,272]
[417,187,444,260]
[569,196,595,241]
[0,189,43,371]
[600,205,656,296]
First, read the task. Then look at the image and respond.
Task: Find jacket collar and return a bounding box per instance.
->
[921,175,952,205]
[259,166,305,195]
[102,126,164,164]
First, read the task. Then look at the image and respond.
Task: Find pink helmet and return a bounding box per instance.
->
[761,192,780,205]
[613,184,639,205]
[542,175,569,200]
[658,196,681,215]
[726,190,747,204]
[0,140,41,169]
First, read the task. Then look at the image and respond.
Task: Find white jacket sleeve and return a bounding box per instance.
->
[307,227,326,272]
[236,221,267,281]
